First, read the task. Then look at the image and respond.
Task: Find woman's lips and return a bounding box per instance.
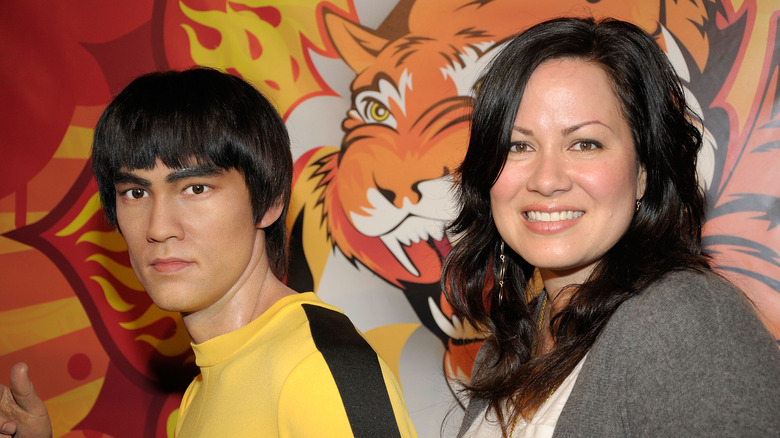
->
[522,209,584,234]
[524,210,584,222]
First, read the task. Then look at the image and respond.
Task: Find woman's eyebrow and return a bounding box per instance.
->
[562,120,612,135]
[512,120,613,137]
[512,126,533,136]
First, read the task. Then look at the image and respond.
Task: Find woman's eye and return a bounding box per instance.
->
[509,142,529,153]
[574,140,601,151]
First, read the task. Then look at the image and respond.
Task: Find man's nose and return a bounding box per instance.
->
[146,198,184,243]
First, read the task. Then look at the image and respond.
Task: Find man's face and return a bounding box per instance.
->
[114,159,266,316]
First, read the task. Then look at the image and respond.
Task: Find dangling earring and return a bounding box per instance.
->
[635,199,642,211]
[498,241,506,305]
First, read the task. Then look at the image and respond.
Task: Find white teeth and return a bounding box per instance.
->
[428,297,482,341]
[526,210,583,222]
[377,216,449,277]
[349,178,458,277]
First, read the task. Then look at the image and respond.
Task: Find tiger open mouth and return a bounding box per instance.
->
[350,177,458,277]
[377,215,449,276]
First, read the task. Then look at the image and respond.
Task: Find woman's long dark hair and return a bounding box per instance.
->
[442,17,709,434]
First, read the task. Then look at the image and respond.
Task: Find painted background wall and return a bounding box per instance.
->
[1,1,778,436]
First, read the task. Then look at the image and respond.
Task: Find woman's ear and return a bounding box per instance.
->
[257,200,284,229]
[636,164,647,199]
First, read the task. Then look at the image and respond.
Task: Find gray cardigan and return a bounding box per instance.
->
[458,270,780,437]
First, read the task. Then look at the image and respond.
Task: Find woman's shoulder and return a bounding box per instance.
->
[640,268,737,298]
[575,269,780,437]
[609,268,774,352]
[627,269,749,320]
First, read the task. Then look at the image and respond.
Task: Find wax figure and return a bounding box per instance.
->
[1,67,416,438]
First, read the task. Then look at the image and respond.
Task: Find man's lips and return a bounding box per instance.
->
[150,258,193,273]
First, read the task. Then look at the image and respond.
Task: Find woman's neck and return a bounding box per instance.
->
[536,282,576,355]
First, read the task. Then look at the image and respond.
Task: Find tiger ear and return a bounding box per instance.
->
[324,9,388,73]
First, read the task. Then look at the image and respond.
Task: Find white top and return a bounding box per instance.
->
[462,355,587,438]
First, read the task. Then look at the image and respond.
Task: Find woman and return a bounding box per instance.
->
[443,17,780,437]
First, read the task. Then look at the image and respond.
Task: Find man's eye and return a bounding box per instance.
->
[185,185,210,195]
[122,188,148,199]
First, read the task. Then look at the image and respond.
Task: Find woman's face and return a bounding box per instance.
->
[490,59,646,290]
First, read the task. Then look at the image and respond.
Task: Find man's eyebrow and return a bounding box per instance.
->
[165,165,225,183]
[113,165,225,186]
[114,172,150,187]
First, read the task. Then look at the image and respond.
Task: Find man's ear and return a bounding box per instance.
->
[257,200,284,229]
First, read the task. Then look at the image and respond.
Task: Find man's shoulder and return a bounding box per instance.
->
[264,292,368,354]
[301,302,371,353]
[265,291,344,322]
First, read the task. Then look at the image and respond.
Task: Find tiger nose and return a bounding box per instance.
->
[375,166,451,209]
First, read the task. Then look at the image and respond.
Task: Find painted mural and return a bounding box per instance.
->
[1,1,778,436]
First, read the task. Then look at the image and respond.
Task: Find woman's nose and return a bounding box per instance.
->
[525,150,572,196]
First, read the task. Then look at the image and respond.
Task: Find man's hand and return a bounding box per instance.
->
[0,363,52,438]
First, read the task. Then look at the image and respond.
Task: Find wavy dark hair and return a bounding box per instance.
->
[442,17,709,433]
[92,67,292,278]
